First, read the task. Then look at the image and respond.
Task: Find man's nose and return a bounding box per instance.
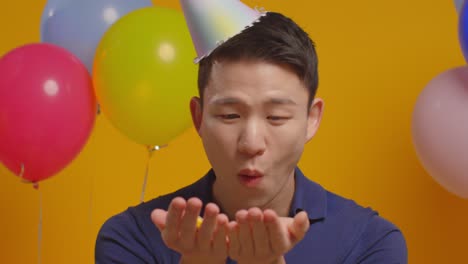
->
[237,121,266,156]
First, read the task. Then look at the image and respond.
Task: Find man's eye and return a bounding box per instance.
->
[267,116,288,121]
[219,114,240,119]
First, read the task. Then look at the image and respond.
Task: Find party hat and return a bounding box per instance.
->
[180,0,266,63]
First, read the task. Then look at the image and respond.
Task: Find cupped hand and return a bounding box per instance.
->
[151,197,229,264]
[227,208,310,264]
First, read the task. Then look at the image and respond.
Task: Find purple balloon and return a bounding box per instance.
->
[455,0,464,13]
[41,0,153,73]
[412,66,468,198]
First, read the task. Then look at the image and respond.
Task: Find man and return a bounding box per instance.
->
[95,11,407,264]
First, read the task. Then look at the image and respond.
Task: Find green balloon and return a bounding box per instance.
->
[93,7,197,146]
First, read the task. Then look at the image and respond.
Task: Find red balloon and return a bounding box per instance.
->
[0,43,96,183]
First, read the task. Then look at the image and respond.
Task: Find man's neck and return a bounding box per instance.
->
[212,171,296,220]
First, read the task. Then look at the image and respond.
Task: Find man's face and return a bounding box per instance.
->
[191,59,323,207]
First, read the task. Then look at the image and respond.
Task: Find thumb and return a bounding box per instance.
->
[151,209,168,231]
[288,211,310,243]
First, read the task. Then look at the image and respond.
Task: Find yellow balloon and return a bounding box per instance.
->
[93,7,197,146]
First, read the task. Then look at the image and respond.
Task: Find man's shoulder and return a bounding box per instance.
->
[95,179,206,263]
[98,172,210,233]
[322,190,407,263]
[95,189,182,249]
[325,190,377,220]
[324,190,401,233]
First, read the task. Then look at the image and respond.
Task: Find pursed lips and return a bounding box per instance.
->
[238,168,264,187]
[238,168,264,177]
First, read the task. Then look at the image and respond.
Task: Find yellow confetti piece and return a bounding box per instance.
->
[196,216,203,228]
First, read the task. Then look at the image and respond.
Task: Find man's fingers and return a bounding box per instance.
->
[151,209,168,231]
[289,211,310,243]
[236,210,253,256]
[248,208,269,258]
[227,221,240,259]
[197,203,219,251]
[264,209,289,254]
[162,197,186,247]
[179,197,202,251]
[212,214,229,257]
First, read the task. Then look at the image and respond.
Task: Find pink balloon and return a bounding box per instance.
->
[0,43,96,183]
[412,66,468,198]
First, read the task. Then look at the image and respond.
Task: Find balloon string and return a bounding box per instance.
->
[140,151,152,203]
[140,144,167,203]
[38,187,43,264]
[17,163,42,263]
[89,108,99,226]
[18,164,39,189]
[89,173,94,225]
[19,163,25,178]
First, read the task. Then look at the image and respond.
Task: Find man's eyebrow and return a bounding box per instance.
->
[267,98,297,105]
[210,97,297,106]
[211,97,242,105]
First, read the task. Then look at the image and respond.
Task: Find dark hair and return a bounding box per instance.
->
[197,12,318,108]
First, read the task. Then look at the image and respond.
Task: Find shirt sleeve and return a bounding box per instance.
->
[95,211,158,264]
[354,215,408,264]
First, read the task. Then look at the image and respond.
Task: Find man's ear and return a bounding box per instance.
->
[190,97,203,135]
[306,98,324,142]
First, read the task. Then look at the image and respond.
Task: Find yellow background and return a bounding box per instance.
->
[1,0,467,263]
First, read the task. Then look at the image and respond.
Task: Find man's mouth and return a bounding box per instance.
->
[238,168,264,187]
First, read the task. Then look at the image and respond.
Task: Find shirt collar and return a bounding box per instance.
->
[290,167,327,221]
[197,168,327,221]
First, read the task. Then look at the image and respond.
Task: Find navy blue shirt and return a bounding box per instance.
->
[96,168,407,263]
